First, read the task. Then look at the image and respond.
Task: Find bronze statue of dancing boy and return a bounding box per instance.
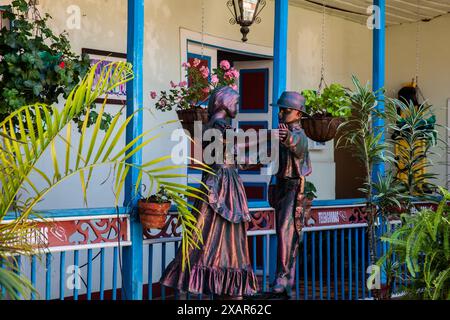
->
[271,91,312,297]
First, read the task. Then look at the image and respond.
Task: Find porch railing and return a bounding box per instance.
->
[2,201,431,300]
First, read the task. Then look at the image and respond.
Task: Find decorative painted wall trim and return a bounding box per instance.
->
[143,208,276,242]
[306,205,367,228]
[1,214,131,252]
[7,201,443,251]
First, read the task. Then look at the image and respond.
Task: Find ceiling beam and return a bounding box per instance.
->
[289,0,450,26]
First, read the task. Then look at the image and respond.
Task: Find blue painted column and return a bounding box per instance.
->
[122,0,144,300]
[372,0,386,183]
[269,0,289,285]
[372,0,387,288]
[271,0,288,130]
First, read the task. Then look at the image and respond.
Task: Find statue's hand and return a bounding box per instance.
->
[278,123,289,142]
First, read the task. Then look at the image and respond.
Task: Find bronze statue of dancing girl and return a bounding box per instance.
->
[160,86,258,300]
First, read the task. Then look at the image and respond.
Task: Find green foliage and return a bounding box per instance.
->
[336,76,389,190]
[0,61,208,298]
[336,76,391,290]
[370,171,409,216]
[145,186,172,203]
[304,181,317,200]
[152,59,239,112]
[378,187,450,300]
[385,99,440,201]
[336,76,445,299]
[301,83,352,118]
[0,0,111,131]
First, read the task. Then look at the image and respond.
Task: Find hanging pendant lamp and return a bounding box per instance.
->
[226,0,267,42]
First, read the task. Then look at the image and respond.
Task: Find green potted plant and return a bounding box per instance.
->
[150,59,239,136]
[372,171,409,221]
[301,83,352,142]
[376,186,450,300]
[138,186,172,230]
[336,76,388,299]
[304,180,317,208]
[386,98,439,208]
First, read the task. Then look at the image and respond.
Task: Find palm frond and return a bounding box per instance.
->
[0,61,210,295]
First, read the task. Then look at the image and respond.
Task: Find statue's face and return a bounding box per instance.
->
[279,108,301,124]
[226,95,239,119]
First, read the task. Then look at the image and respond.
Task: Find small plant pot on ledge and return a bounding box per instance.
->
[176,106,209,137]
[301,116,343,143]
[138,200,171,229]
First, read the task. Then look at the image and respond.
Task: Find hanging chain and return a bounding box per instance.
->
[318,0,327,93]
[27,0,42,37]
[415,0,421,87]
[414,0,427,102]
[201,0,205,57]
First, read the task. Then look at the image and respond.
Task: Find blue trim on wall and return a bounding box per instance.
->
[187,39,273,60]
[187,52,212,85]
[187,167,203,174]
[4,207,129,221]
[239,68,269,114]
[186,183,202,206]
[248,201,271,209]
[244,182,268,202]
[238,120,269,130]
[312,198,367,207]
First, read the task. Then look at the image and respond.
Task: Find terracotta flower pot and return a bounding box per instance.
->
[138,200,171,229]
[176,106,209,137]
[301,116,343,143]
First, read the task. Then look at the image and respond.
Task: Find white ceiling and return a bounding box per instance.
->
[289,0,450,26]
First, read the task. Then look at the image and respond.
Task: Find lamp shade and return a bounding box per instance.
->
[227,0,266,42]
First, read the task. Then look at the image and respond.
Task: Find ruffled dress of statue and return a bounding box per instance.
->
[159,118,258,297]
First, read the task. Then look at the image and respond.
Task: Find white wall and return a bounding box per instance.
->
[8,2,447,203]
[4,0,374,209]
[287,5,372,199]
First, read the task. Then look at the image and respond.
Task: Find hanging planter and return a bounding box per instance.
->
[150,59,239,137]
[302,115,343,143]
[138,187,172,230]
[176,106,209,137]
[298,4,352,143]
[301,84,351,143]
